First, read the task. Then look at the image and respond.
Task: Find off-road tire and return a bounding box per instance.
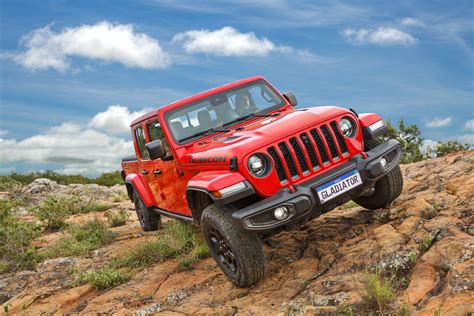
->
[132,190,161,231]
[353,139,404,210]
[201,204,265,287]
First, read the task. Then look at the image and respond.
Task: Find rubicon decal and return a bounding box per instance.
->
[190,157,227,163]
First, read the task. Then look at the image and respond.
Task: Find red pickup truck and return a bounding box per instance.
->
[121,76,403,287]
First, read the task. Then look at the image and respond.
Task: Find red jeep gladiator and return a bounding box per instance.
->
[121,76,403,287]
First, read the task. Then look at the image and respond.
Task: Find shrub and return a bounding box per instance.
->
[33,196,73,231]
[42,219,115,258]
[81,200,113,213]
[33,196,113,231]
[427,140,471,158]
[1,170,124,187]
[0,177,22,193]
[384,119,424,164]
[361,269,395,313]
[94,171,124,187]
[112,191,129,202]
[107,210,130,227]
[113,221,196,269]
[0,199,40,272]
[74,267,129,290]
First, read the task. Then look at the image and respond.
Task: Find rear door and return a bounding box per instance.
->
[146,119,190,216]
[134,125,159,199]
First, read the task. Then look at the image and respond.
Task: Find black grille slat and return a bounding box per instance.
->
[321,125,339,159]
[330,121,348,154]
[278,142,299,178]
[310,129,330,164]
[300,133,319,169]
[289,137,309,173]
[268,147,287,182]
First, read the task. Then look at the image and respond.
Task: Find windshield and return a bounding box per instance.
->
[164,80,285,144]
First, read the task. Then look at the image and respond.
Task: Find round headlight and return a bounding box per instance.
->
[339,118,355,138]
[247,155,266,177]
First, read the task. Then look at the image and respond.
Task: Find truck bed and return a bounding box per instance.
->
[121,155,139,179]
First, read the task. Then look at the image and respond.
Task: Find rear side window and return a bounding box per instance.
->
[147,120,170,155]
[134,126,149,159]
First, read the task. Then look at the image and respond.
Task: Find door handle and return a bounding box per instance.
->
[140,170,148,175]
[153,169,162,175]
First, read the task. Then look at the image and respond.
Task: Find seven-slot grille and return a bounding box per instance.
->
[266,120,349,184]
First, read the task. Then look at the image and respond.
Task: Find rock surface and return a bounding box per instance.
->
[1,151,473,315]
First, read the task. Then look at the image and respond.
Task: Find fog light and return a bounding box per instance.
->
[380,157,388,169]
[274,206,289,221]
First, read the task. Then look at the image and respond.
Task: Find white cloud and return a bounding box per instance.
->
[89,105,149,135]
[0,105,152,175]
[421,139,437,153]
[172,26,291,56]
[426,116,452,128]
[457,134,474,145]
[400,17,424,27]
[0,129,8,137]
[9,21,170,71]
[464,119,474,131]
[0,124,134,175]
[343,27,416,46]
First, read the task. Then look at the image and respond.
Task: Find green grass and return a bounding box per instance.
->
[362,269,395,314]
[419,234,435,253]
[178,234,210,270]
[107,210,130,227]
[73,267,130,290]
[0,199,41,273]
[41,219,115,258]
[340,200,359,210]
[112,221,207,270]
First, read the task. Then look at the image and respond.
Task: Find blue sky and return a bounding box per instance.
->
[0,0,473,175]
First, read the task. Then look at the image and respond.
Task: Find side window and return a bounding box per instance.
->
[135,126,149,159]
[147,120,170,155]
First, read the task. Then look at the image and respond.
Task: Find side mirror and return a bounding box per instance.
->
[146,140,166,160]
[283,91,297,107]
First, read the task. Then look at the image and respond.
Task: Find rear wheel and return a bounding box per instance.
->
[132,191,161,231]
[201,204,265,287]
[353,139,404,210]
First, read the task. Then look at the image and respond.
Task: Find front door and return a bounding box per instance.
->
[145,119,190,216]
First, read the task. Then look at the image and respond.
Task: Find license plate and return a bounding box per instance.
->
[315,169,362,204]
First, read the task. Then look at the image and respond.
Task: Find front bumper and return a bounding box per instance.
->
[232,139,402,235]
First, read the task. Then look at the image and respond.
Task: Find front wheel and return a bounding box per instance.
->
[353,138,404,210]
[201,204,265,287]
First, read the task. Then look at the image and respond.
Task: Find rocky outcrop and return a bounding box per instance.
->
[1,151,473,315]
[21,178,59,194]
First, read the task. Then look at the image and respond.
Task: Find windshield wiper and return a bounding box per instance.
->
[223,112,280,128]
[178,127,230,143]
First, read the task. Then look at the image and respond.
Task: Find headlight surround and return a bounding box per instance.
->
[247,154,270,177]
[339,117,357,138]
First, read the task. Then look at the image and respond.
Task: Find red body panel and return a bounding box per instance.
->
[188,171,247,191]
[125,173,156,207]
[121,76,370,217]
[359,113,382,128]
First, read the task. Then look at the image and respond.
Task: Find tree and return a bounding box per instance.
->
[427,140,471,158]
[383,119,424,164]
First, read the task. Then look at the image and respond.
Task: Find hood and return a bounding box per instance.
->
[180,106,351,168]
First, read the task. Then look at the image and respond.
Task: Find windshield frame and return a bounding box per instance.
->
[164,79,286,145]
